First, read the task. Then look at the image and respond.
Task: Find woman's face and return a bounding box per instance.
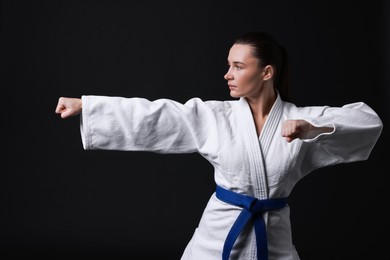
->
[224,44,265,99]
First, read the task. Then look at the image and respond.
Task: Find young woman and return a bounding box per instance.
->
[55,32,383,260]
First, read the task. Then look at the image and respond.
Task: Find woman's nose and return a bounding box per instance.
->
[224,71,232,80]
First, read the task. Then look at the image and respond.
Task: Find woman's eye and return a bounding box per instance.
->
[227,64,242,70]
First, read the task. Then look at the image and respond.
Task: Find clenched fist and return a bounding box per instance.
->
[55,97,82,119]
[282,119,333,142]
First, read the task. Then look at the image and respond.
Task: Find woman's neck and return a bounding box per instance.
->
[246,87,276,136]
[246,87,276,119]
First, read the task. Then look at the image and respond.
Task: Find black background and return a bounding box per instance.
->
[1,0,389,259]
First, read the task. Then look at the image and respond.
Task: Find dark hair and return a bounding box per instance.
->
[234,32,290,101]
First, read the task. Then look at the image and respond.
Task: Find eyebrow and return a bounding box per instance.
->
[228,61,245,65]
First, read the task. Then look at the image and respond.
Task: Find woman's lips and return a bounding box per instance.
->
[228,84,237,90]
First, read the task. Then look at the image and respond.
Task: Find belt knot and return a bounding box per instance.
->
[216,185,288,260]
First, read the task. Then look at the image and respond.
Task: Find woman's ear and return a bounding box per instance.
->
[263,65,274,81]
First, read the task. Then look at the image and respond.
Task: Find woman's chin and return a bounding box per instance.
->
[229,91,241,98]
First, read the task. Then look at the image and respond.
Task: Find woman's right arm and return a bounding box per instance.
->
[57,95,220,159]
[55,97,82,119]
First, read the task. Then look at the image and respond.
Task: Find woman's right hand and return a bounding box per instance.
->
[55,97,82,119]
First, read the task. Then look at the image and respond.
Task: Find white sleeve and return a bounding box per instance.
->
[80,95,220,159]
[301,102,383,164]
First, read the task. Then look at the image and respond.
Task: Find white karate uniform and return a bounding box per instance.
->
[80,92,383,260]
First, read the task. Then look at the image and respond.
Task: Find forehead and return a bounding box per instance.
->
[228,44,256,62]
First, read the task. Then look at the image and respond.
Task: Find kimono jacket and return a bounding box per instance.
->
[80,92,383,260]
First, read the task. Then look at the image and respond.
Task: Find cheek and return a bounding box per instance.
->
[238,71,258,87]
[236,71,249,84]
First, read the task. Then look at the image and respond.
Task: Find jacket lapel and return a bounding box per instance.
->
[235,93,283,199]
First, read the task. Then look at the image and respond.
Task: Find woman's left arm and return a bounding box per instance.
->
[283,102,383,163]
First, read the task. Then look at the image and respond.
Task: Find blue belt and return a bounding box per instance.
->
[216,185,288,260]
